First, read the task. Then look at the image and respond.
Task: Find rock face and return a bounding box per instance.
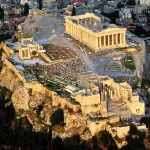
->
[0,53,91,139]
[12,87,30,111]
[0,65,23,91]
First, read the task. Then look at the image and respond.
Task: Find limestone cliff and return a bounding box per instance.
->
[0,49,91,139]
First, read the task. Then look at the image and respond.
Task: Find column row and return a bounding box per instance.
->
[98,32,125,48]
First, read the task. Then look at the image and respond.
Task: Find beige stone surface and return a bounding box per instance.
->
[12,87,30,111]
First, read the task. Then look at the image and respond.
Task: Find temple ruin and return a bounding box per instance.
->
[65,13,127,50]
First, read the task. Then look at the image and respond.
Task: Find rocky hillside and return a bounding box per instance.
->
[0,47,92,141]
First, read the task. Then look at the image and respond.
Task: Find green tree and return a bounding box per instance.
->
[0,6,4,20]
[23,3,29,16]
[127,0,136,5]
[72,7,76,16]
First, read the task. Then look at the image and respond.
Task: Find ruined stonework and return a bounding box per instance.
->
[65,13,127,51]
[0,40,146,147]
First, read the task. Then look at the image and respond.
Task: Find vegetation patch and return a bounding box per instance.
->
[122,54,135,71]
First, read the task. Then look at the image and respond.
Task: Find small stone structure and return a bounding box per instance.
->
[13,28,45,60]
[29,9,46,16]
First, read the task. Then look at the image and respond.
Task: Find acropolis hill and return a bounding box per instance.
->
[0,12,147,148]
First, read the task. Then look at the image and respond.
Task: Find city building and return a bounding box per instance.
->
[71,0,85,3]
[119,8,133,26]
[139,0,150,6]
[65,13,127,51]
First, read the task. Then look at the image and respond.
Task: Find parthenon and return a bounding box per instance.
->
[65,13,127,51]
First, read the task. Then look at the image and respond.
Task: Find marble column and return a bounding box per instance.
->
[123,33,125,44]
[95,37,98,49]
[92,35,95,46]
[114,89,117,97]
[98,36,101,48]
[90,35,92,45]
[121,33,124,44]
[112,34,114,46]
[105,35,107,46]
[104,35,106,47]
[117,33,120,44]
[70,24,72,35]
[115,34,118,45]
[108,34,110,46]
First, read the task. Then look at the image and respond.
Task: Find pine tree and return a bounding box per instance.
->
[72,7,76,16]
[23,3,29,16]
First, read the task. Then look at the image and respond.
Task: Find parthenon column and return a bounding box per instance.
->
[115,34,118,45]
[120,33,122,44]
[67,23,70,33]
[123,33,126,44]
[90,34,92,46]
[98,36,101,48]
[70,24,72,34]
[123,33,125,44]
[121,33,124,44]
[104,35,106,47]
[69,23,71,33]
[95,37,99,49]
[77,28,79,38]
[87,33,89,43]
[91,35,93,46]
[108,34,110,46]
[84,32,87,42]
[92,35,95,46]
[112,34,114,46]
[72,25,74,35]
[74,25,75,36]
[114,89,117,97]
[92,35,94,45]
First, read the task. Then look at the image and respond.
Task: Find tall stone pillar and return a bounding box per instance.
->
[90,34,92,46]
[115,34,118,45]
[85,31,86,42]
[123,33,126,45]
[70,24,72,35]
[112,34,114,46]
[95,37,98,50]
[86,32,87,42]
[121,33,124,44]
[91,35,93,46]
[108,34,110,46]
[92,35,94,46]
[92,35,95,46]
[68,23,70,33]
[105,35,107,46]
[110,89,113,99]
[75,26,77,37]
[73,25,74,36]
[114,89,117,97]
[73,25,75,36]
[99,36,101,48]
[104,35,106,47]
[120,33,122,44]
[68,23,69,33]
